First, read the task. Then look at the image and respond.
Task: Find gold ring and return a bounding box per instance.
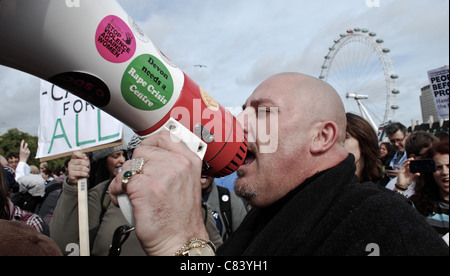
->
[121,158,147,193]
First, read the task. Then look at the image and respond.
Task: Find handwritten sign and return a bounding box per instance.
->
[36,80,123,160]
[427,66,449,120]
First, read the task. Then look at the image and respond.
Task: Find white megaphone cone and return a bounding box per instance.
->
[0,0,247,227]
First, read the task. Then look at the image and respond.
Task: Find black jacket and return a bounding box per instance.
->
[218,155,448,256]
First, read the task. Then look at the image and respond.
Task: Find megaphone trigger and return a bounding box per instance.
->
[142,117,208,161]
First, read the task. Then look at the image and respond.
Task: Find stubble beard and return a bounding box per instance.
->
[234,175,258,203]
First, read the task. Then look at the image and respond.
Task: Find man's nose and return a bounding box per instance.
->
[118,155,126,164]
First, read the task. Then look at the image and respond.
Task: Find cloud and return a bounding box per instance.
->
[0,0,448,137]
[0,66,40,135]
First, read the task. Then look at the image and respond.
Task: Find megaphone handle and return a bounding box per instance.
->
[119,118,207,226]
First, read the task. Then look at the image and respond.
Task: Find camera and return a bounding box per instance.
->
[409,159,437,174]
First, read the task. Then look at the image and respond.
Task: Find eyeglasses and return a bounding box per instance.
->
[389,137,405,144]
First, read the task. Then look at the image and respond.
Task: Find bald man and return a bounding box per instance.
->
[233,73,348,207]
[109,73,448,256]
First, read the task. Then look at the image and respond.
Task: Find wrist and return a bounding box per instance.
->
[173,238,216,256]
[65,176,79,187]
[143,229,210,256]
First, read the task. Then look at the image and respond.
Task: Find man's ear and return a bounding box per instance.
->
[310,121,340,154]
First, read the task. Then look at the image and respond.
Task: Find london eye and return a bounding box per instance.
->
[319,28,399,130]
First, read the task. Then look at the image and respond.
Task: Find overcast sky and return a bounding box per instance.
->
[0,0,448,140]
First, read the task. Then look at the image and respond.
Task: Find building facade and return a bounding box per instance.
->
[420,84,439,123]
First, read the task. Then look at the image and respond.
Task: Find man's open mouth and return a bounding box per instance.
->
[244,150,256,165]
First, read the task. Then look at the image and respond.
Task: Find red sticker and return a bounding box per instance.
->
[95,15,136,63]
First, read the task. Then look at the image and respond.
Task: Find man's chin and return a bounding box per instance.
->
[234,178,257,202]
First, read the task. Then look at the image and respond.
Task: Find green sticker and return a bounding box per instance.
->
[121,54,174,110]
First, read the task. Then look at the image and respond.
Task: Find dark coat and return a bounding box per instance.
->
[218,155,448,256]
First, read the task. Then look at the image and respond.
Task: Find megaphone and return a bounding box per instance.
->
[0,0,247,176]
[0,0,247,226]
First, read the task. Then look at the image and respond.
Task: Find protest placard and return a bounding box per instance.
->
[427,66,449,120]
[36,80,123,161]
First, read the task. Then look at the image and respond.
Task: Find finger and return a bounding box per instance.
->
[71,151,89,161]
[120,152,200,197]
[109,134,203,200]
[137,130,202,162]
[108,160,135,201]
[69,154,90,165]
[68,170,90,180]
[68,152,90,178]
[70,160,90,171]
[131,132,203,177]
[134,133,203,185]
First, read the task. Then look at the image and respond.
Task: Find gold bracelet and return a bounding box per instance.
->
[173,238,216,256]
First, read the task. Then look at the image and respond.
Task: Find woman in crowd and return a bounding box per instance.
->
[88,145,128,190]
[380,142,395,169]
[1,164,48,235]
[50,144,131,255]
[344,113,382,183]
[409,140,449,237]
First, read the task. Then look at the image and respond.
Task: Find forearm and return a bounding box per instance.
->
[50,179,80,254]
[14,161,30,180]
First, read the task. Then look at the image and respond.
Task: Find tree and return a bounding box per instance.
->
[0,128,38,166]
[0,128,68,170]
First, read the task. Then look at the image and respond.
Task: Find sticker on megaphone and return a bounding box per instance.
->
[0,0,248,226]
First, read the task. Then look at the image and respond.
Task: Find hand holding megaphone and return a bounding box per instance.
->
[118,117,208,226]
[110,130,211,256]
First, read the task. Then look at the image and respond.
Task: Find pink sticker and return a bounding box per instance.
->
[95,15,136,63]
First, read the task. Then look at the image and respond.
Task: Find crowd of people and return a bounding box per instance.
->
[343,116,449,242]
[0,136,248,255]
[1,72,449,256]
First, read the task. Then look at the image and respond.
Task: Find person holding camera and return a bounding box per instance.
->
[409,140,449,238]
[387,131,438,197]
[384,123,409,179]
